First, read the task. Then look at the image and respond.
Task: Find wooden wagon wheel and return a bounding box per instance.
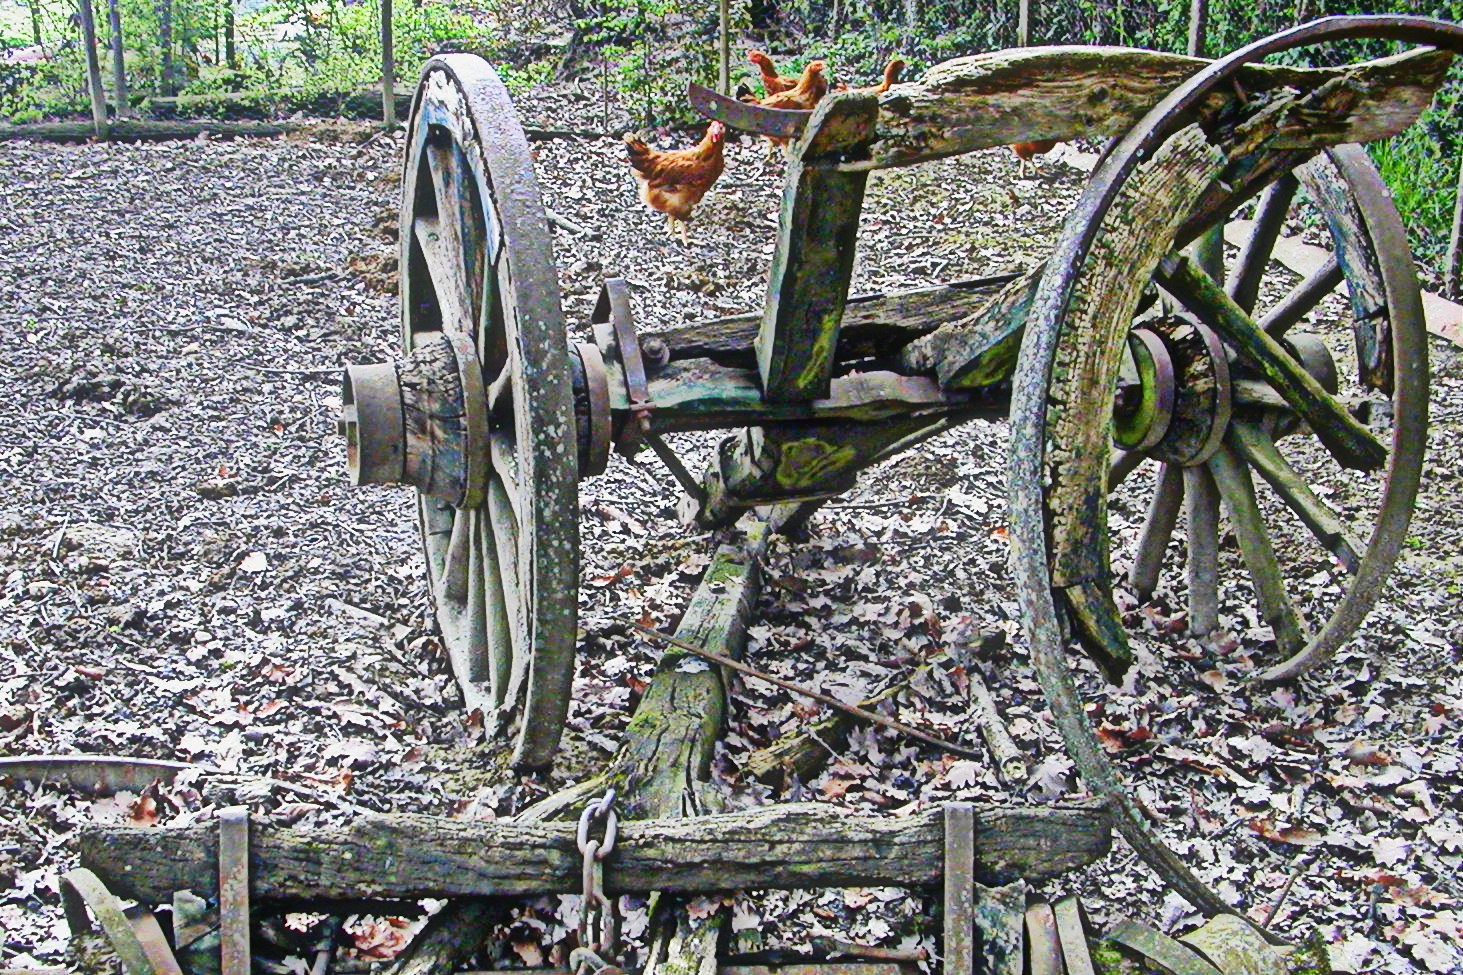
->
[399,55,578,769]
[1100,145,1429,683]
[1008,16,1463,915]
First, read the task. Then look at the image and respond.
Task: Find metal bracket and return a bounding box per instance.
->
[593,277,654,450]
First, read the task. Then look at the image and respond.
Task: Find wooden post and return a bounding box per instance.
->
[380,0,396,127]
[76,0,108,137]
[757,93,878,401]
[1447,150,1463,299]
[717,0,729,96]
[1017,0,1030,46]
[1186,0,1207,59]
[105,0,128,118]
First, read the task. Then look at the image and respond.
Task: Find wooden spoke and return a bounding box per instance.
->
[485,478,528,705]
[1109,449,1144,489]
[1228,174,1298,314]
[1258,255,1343,338]
[428,138,490,330]
[1182,465,1220,637]
[1128,463,1183,600]
[412,214,475,334]
[1207,446,1309,656]
[1156,252,1386,472]
[1228,421,1362,573]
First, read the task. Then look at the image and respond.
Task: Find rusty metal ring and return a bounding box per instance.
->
[1113,328,1176,453]
[574,341,612,478]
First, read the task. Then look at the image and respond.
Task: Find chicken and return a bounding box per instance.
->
[756,59,829,160]
[1010,139,1058,177]
[624,121,726,245]
[848,57,905,95]
[748,50,798,97]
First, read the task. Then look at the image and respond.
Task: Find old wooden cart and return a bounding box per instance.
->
[333,13,1463,914]
[74,14,1463,974]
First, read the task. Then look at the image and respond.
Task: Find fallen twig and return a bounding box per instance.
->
[629,623,987,760]
[967,665,1029,786]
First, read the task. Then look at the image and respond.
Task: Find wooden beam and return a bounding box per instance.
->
[613,529,766,820]
[863,46,1453,170]
[77,801,1112,904]
[617,529,765,975]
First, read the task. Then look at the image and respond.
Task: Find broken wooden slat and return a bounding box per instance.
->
[78,801,1111,903]
[614,527,766,819]
[860,46,1452,170]
[757,93,878,401]
[973,881,1024,975]
[942,804,976,975]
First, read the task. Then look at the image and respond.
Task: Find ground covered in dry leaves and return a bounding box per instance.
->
[2,80,1463,973]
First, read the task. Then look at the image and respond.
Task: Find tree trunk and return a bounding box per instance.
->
[381,0,395,127]
[224,1,236,70]
[76,0,108,135]
[105,0,128,117]
[30,0,43,45]
[156,0,174,95]
[1446,151,1463,299]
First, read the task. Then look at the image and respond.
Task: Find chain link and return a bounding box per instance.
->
[575,790,621,972]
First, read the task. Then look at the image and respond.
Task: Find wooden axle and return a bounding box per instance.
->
[338,282,1340,516]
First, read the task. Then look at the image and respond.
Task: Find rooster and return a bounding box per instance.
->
[1010,139,1057,177]
[756,59,829,160]
[624,121,726,246]
[748,50,797,97]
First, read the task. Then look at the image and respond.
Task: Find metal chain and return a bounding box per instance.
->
[574,789,620,975]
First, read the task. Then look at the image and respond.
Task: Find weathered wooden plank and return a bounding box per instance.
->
[77,801,1111,903]
[757,94,878,401]
[659,275,1020,367]
[861,46,1452,170]
[897,270,1039,389]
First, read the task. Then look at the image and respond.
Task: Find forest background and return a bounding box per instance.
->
[0,0,1461,281]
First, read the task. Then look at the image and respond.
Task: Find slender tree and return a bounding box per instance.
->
[106,0,128,117]
[381,0,395,126]
[157,0,174,94]
[76,0,108,134]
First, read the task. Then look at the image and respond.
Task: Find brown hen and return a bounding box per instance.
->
[1010,139,1058,177]
[758,59,829,159]
[748,50,798,97]
[624,121,726,245]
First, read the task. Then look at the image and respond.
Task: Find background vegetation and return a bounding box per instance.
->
[0,0,1459,275]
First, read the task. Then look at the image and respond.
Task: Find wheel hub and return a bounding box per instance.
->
[340,330,489,508]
